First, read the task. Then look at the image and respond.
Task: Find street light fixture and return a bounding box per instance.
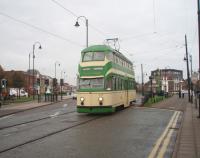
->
[32,42,42,100]
[74,16,88,47]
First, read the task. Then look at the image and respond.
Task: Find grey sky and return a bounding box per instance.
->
[0,0,198,84]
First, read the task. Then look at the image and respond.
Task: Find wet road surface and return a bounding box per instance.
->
[0,101,179,158]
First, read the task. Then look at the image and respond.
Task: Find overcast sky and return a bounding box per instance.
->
[0,0,198,85]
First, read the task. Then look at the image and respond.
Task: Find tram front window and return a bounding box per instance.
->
[79,78,104,89]
[82,52,105,62]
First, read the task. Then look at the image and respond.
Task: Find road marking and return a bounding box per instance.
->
[3,133,11,137]
[157,111,180,158]
[63,104,68,108]
[0,114,15,121]
[148,111,178,158]
[50,111,60,118]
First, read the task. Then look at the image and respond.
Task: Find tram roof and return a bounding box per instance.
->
[81,45,133,65]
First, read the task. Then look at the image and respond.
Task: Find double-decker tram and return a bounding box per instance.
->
[77,45,136,113]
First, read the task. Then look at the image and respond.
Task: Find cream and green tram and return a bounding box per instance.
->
[77,45,136,113]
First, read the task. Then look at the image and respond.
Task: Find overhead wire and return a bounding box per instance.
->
[51,0,107,37]
[0,11,83,47]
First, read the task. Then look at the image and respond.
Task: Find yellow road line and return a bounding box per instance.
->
[148,111,178,158]
[157,111,180,157]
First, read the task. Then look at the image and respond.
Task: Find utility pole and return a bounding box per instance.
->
[28,53,30,97]
[197,0,200,78]
[190,55,193,103]
[141,64,144,96]
[185,34,191,102]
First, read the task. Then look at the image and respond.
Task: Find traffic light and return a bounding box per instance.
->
[37,78,40,86]
[45,79,49,86]
[1,79,7,88]
[60,79,64,86]
[53,78,57,86]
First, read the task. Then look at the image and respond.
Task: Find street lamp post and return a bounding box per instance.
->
[28,53,31,97]
[190,55,193,103]
[149,76,153,100]
[184,35,191,102]
[74,16,88,47]
[60,71,65,100]
[32,42,42,100]
[54,61,60,101]
[55,61,61,79]
[164,66,170,97]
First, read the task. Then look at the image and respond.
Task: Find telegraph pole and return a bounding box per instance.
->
[190,55,193,103]
[198,0,200,78]
[141,64,144,96]
[185,35,191,102]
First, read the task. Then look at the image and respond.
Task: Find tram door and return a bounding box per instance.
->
[125,80,129,106]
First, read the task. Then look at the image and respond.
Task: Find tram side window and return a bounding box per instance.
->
[119,78,122,90]
[106,78,112,90]
[106,53,113,61]
[112,77,116,90]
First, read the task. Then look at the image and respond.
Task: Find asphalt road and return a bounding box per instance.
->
[0,100,179,158]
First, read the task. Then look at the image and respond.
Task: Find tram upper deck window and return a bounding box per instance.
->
[82,52,105,62]
[79,78,104,89]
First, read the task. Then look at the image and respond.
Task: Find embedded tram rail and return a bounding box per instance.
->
[0,99,75,129]
[0,110,76,130]
[0,115,103,154]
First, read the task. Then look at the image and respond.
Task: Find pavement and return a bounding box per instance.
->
[173,98,200,158]
[0,94,199,158]
[0,95,72,117]
[148,95,200,158]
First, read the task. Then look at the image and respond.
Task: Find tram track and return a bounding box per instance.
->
[0,99,76,130]
[0,110,76,130]
[0,115,102,154]
[0,98,74,119]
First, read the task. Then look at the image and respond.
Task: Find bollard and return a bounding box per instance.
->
[51,94,53,102]
[191,94,193,104]
[38,94,39,103]
[45,93,47,102]
[195,93,197,109]
[198,94,200,118]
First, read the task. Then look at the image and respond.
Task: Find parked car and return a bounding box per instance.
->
[9,88,28,97]
[20,90,28,97]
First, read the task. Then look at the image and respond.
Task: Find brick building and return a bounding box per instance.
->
[151,69,183,93]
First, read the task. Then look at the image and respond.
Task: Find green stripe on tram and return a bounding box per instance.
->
[77,106,115,113]
[79,62,134,77]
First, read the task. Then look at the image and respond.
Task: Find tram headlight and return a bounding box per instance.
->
[99,97,103,105]
[80,97,84,101]
[80,97,84,105]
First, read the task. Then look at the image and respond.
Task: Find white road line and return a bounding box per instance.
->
[157,111,180,157]
[148,111,178,158]
[0,114,15,121]
[63,104,68,108]
[50,111,60,118]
